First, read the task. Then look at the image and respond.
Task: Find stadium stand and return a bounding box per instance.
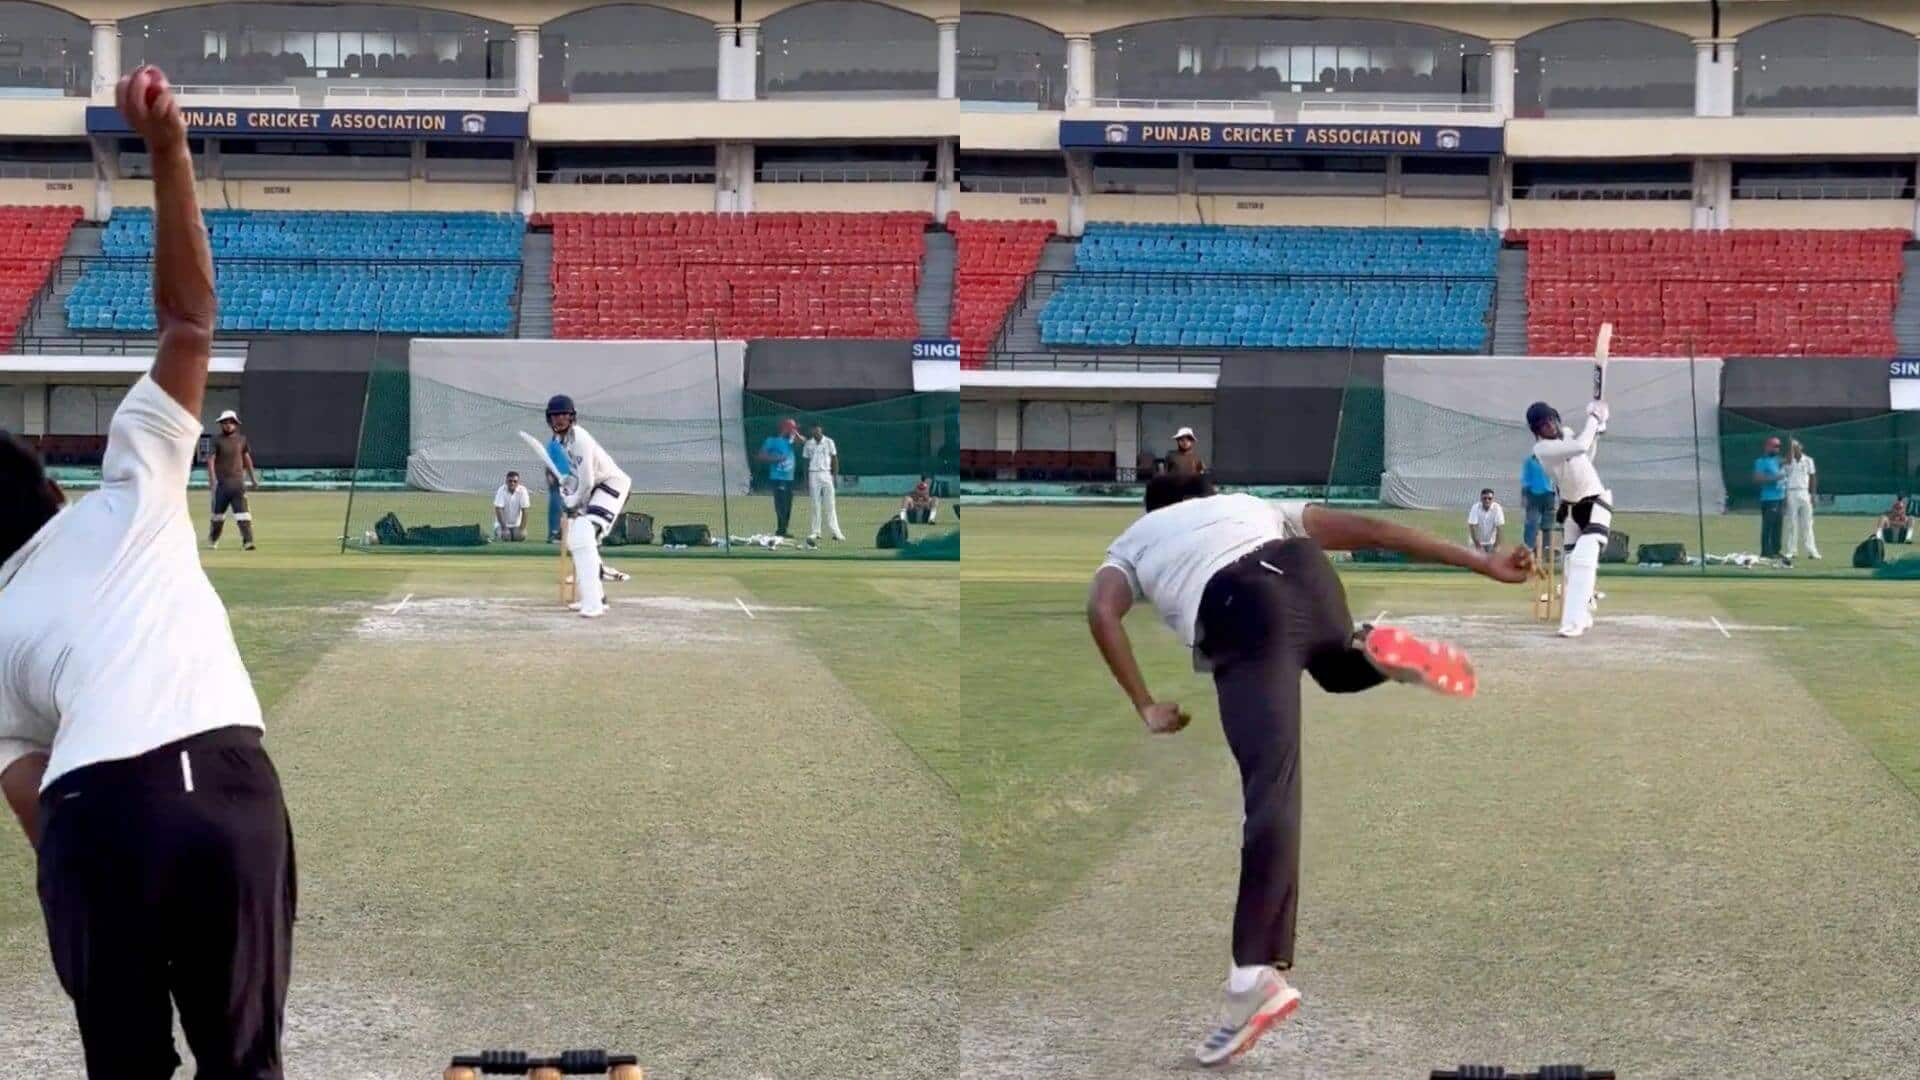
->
[542,212,927,340]
[66,209,522,334]
[1519,228,1908,357]
[0,205,81,345]
[948,214,1052,368]
[1039,224,1497,352]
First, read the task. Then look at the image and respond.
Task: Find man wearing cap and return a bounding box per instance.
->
[204,407,259,550]
[756,417,801,538]
[1754,436,1785,559]
[1167,427,1206,476]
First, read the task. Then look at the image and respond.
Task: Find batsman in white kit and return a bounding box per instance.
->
[543,394,631,619]
[1526,394,1612,638]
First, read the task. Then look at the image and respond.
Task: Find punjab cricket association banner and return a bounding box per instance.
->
[1891,358,1920,410]
[86,105,528,141]
[1061,119,1503,155]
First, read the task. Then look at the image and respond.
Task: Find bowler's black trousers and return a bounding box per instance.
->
[37,726,296,1079]
[1196,538,1384,970]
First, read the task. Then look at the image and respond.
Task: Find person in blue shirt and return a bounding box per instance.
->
[1754,436,1785,558]
[1519,453,1556,552]
[756,417,802,538]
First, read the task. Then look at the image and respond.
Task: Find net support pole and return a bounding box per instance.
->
[1689,339,1707,575]
[339,263,385,553]
[710,315,733,553]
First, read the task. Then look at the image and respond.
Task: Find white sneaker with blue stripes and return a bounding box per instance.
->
[1194,967,1302,1068]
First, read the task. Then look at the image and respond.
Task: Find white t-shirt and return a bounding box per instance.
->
[1781,456,1816,494]
[0,376,263,790]
[804,435,838,477]
[557,423,630,497]
[493,483,533,527]
[1099,493,1311,647]
[1467,501,1506,546]
[1534,413,1606,504]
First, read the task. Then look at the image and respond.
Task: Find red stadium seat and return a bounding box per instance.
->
[543,211,931,341]
[0,205,83,343]
[1518,228,1907,357]
[950,216,1054,368]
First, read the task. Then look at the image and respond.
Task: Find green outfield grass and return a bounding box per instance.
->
[0,492,958,1079]
[960,504,1920,1079]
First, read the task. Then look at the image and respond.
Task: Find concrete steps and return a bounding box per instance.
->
[1893,249,1920,357]
[517,229,553,338]
[916,229,954,339]
[1491,245,1530,355]
[22,224,102,341]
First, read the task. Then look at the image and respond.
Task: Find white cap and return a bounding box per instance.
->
[1174,427,1195,441]
[217,409,240,424]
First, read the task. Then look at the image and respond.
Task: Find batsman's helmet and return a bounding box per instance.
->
[1525,401,1560,436]
[545,394,576,418]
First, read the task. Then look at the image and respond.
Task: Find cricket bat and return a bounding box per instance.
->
[1591,322,1612,435]
[517,430,567,485]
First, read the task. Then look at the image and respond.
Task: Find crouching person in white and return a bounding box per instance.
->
[1528,398,1612,638]
[546,394,631,618]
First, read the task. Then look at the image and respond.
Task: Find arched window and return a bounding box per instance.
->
[1738,16,1916,114]
[1093,17,1489,105]
[959,13,1066,109]
[122,4,515,89]
[0,2,90,97]
[1515,20,1693,116]
[759,1,936,98]
[540,5,715,101]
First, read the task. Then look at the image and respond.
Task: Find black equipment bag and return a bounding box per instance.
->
[1855,535,1887,568]
[661,523,712,547]
[373,512,407,546]
[605,511,655,546]
[1601,531,1631,564]
[876,517,909,549]
[404,523,486,547]
[1635,542,1687,565]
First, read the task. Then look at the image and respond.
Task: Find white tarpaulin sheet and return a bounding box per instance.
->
[407,338,750,495]
[1381,353,1726,514]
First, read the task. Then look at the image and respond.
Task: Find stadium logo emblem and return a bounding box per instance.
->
[1435,128,1462,150]
[1103,123,1130,144]
[461,113,487,134]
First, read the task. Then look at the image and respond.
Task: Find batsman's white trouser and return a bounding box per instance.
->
[1785,491,1819,559]
[1561,492,1612,635]
[809,473,843,539]
[569,477,631,614]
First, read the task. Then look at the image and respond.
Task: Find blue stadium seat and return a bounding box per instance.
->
[66,209,524,336]
[1037,224,1496,354]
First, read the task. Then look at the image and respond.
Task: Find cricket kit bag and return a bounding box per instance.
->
[1601,531,1631,564]
[660,524,712,547]
[1635,542,1687,566]
[875,517,909,549]
[1855,535,1887,568]
[605,511,655,546]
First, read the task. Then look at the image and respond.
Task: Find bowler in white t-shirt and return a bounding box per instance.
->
[1086,472,1530,1067]
[0,66,295,1078]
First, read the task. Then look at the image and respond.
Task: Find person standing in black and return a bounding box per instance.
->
[204,408,258,550]
[0,67,295,1078]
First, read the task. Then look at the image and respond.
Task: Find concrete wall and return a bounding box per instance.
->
[1510,200,1694,230]
[535,183,718,214]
